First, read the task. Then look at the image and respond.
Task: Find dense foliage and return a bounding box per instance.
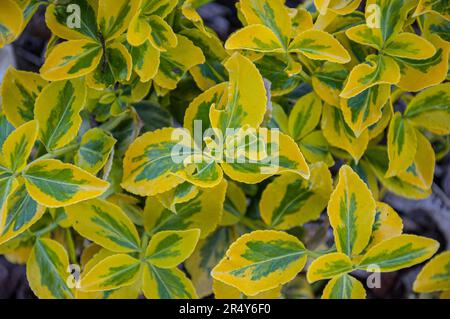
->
[0,0,449,299]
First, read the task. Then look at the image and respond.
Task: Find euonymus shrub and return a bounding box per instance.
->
[0,0,449,299]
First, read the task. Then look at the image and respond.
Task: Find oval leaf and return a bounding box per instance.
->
[1,120,38,173]
[212,230,307,296]
[260,163,332,230]
[289,30,350,63]
[1,68,47,127]
[80,254,141,292]
[327,165,376,256]
[414,252,450,293]
[23,159,109,207]
[66,198,141,253]
[145,229,201,269]
[358,234,439,272]
[27,238,74,299]
[142,264,198,299]
[307,253,354,283]
[35,79,87,151]
[322,274,366,299]
[75,128,116,174]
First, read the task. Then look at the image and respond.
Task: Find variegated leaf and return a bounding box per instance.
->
[340,85,390,137]
[220,129,310,184]
[142,264,198,299]
[0,0,23,48]
[156,182,199,214]
[23,159,109,207]
[87,42,132,89]
[367,202,403,249]
[0,115,14,150]
[40,40,102,81]
[27,238,74,299]
[35,79,86,151]
[363,146,432,200]
[181,0,210,35]
[66,198,141,253]
[365,0,416,42]
[107,193,144,226]
[255,54,302,96]
[142,0,178,19]
[414,252,450,293]
[185,227,236,298]
[368,101,392,139]
[288,92,323,141]
[209,53,267,133]
[183,29,228,91]
[323,10,365,33]
[183,82,227,136]
[384,32,436,59]
[147,15,177,51]
[0,183,45,245]
[97,0,140,41]
[127,10,152,47]
[340,55,400,99]
[315,0,362,15]
[75,128,116,174]
[386,112,417,177]
[394,35,449,92]
[121,127,193,197]
[312,62,349,107]
[397,131,435,190]
[145,229,200,268]
[345,24,383,50]
[45,0,98,41]
[213,279,281,299]
[307,252,354,282]
[144,180,227,239]
[221,181,247,226]
[1,68,47,127]
[298,131,335,167]
[289,30,351,63]
[327,165,376,256]
[321,104,369,161]
[80,254,141,292]
[350,160,380,200]
[358,235,439,272]
[212,230,307,296]
[1,120,38,173]
[239,0,292,50]
[260,163,332,230]
[404,82,450,135]
[225,25,285,53]
[127,40,160,82]
[0,170,18,230]
[321,274,366,299]
[413,0,450,20]
[290,7,313,34]
[154,35,205,90]
[423,12,450,42]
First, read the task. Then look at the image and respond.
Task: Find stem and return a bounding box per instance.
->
[32,222,59,238]
[37,143,80,160]
[66,228,77,264]
[240,216,268,231]
[99,111,130,132]
[298,54,315,75]
[139,233,150,260]
[99,32,108,74]
[299,69,312,85]
[306,247,337,259]
[391,88,405,104]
